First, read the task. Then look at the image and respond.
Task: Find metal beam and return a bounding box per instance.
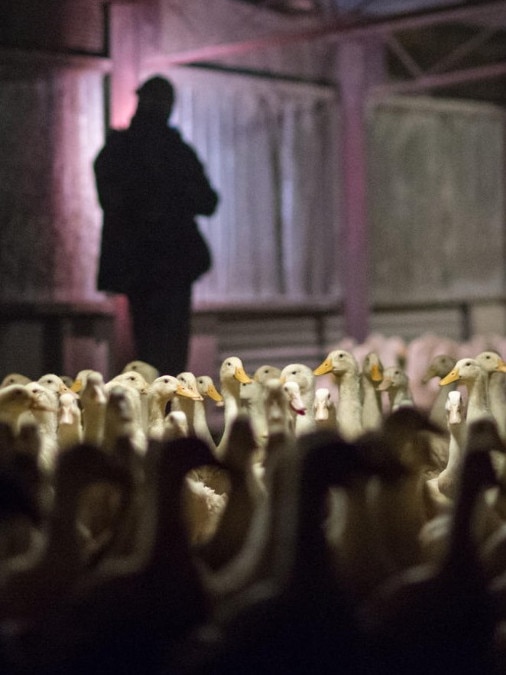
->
[143,0,506,67]
[373,59,506,94]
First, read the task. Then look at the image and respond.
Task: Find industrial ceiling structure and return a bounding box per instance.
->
[225,0,506,105]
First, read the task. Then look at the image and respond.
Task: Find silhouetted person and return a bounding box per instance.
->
[94,75,219,375]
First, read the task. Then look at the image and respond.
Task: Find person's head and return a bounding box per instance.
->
[135,75,175,119]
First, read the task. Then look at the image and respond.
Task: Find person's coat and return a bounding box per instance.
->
[94,114,219,294]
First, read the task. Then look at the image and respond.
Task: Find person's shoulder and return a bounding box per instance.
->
[166,126,201,158]
[166,126,185,143]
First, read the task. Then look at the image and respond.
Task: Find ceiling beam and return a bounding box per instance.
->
[373,59,506,94]
[143,0,506,67]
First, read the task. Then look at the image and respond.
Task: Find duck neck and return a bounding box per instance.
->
[288,462,337,595]
[465,373,490,422]
[443,462,485,570]
[146,463,194,572]
[82,403,106,446]
[44,478,85,574]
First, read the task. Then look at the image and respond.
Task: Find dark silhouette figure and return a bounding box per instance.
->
[94,75,219,375]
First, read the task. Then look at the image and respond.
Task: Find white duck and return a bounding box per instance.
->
[0,443,130,626]
[23,382,59,475]
[102,385,146,455]
[439,357,493,425]
[314,349,363,440]
[57,391,83,450]
[280,363,316,436]
[420,354,458,430]
[38,373,73,397]
[147,374,199,442]
[216,356,252,458]
[239,379,270,449]
[106,370,150,437]
[371,408,444,570]
[376,365,415,413]
[0,385,51,435]
[360,351,384,431]
[281,380,308,436]
[197,414,265,571]
[196,375,224,446]
[475,350,506,442]
[312,387,338,432]
[253,364,282,385]
[21,438,222,675]
[172,372,217,450]
[79,371,108,447]
[361,426,498,674]
[163,410,189,440]
[122,359,159,384]
[0,373,31,388]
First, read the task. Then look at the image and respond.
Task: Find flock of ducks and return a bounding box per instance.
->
[3,334,506,672]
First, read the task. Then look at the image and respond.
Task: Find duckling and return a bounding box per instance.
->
[314,349,363,440]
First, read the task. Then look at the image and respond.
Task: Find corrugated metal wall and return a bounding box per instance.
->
[369,95,505,306]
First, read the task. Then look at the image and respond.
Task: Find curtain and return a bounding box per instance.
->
[160,67,341,306]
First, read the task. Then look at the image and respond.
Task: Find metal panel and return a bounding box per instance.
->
[368,95,505,305]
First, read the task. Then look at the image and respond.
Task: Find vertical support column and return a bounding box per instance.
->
[337,38,386,342]
[109,3,142,128]
[107,2,144,370]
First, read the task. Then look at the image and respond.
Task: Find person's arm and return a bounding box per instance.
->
[169,130,219,216]
[93,132,134,213]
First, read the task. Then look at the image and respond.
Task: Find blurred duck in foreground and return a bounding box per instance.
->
[4,338,506,673]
